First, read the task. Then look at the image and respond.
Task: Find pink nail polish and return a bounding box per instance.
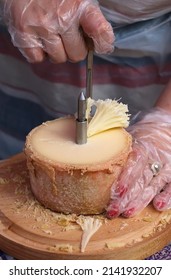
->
[106,209,119,219]
[123,207,135,217]
[156,200,165,210]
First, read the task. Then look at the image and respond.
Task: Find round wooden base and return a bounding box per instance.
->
[0,153,171,260]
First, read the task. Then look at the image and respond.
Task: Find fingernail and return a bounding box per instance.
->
[155,200,166,210]
[123,207,135,217]
[106,209,119,219]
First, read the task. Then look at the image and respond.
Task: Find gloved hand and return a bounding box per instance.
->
[2,0,114,63]
[106,108,171,218]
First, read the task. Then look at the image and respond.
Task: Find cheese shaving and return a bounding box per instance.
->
[54,244,73,253]
[105,242,125,249]
[77,217,102,253]
[0,177,9,184]
[86,98,130,137]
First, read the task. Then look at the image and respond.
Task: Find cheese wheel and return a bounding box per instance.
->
[25,117,132,215]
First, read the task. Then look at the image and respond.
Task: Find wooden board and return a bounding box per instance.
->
[0,153,171,260]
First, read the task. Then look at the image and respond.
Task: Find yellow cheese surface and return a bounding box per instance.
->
[30,118,128,165]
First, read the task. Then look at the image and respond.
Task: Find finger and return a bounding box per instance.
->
[120,165,154,217]
[61,26,87,62]
[42,34,67,63]
[11,26,45,63]
[153,183,171,211]
[122,165,170,217]
[106,198,121,219]
[111,144,148,199]
[122,187,155,218]
[19,47,45,63]
[80,4,114,54]
[106,163,153,218]
[106,145,150,218]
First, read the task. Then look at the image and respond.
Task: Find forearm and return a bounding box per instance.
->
[155,78,171,113]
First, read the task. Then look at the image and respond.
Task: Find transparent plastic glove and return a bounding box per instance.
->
[106,108,171,218]
[2,0,114,63]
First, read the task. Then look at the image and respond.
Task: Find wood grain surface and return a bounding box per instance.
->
[0,153,171,260]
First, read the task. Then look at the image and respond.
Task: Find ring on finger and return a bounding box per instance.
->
[150,162,162,176]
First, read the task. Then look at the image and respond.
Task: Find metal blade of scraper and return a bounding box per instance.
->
[86,40,94,99]
[75,38,93,145]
